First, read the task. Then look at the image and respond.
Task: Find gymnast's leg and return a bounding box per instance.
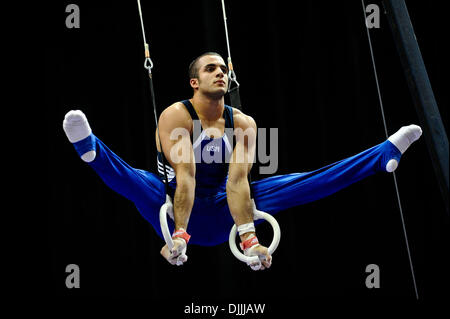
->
[251,125,422,214]
[62,110,166,225]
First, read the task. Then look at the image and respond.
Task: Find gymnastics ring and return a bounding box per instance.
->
[159,194,175,251]
[229,200,281,266]
[159,195,188,266]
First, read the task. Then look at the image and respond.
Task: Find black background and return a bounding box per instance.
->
[45,0,448,309]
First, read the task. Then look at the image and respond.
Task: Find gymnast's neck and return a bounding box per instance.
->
[190,93,225,121]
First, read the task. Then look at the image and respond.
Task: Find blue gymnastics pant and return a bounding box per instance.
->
[73,134,401,246]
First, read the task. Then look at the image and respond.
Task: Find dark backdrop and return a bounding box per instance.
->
[45,0,448,305]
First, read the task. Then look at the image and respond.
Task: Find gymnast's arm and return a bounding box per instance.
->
[226,111,271,269]
[226,111,256,237]
[156,103,195,260]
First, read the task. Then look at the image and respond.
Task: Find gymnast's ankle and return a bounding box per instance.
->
[63,110,96,162]
[385,124,422,172]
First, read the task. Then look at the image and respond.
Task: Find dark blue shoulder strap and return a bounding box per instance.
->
[181,99,202,138]
[224,104,234,129]
[224,105,235,152]
[181,100,234,130]
[181,99,199,121]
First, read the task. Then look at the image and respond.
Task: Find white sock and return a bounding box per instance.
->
[388,125,422,154]
[386,124,422,172]
[63,110,96,162]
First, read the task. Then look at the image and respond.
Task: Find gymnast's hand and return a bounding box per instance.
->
[243,238,272,271]
[160,238,188,266]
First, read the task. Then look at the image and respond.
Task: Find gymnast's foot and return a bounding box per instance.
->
[386,124,422,172]
[63,110,96,162]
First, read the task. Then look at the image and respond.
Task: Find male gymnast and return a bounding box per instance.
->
[63,52,422,271]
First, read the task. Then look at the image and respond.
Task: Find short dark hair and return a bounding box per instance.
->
[188,52,223,79]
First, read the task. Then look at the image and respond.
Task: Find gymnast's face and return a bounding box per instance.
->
[190,55,228,99]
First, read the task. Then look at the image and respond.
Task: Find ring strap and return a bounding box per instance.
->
[172,228,191,244]
[239,235,259,251]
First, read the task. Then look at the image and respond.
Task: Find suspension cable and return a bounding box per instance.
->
[137,0,169,192]
[221,0,239,88]
[361,0,419,299]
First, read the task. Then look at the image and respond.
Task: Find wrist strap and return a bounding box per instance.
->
[172,228,191,244]
[240,235,259,251]
[237,222,255,236]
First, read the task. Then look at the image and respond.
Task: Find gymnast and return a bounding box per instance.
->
[63,52,422,271]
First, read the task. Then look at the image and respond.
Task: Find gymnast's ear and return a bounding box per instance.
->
[190,78,199,90]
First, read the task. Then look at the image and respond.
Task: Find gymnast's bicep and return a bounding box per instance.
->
[156,103,195,178]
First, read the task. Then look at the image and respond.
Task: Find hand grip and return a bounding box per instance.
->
[228,201,281,265]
